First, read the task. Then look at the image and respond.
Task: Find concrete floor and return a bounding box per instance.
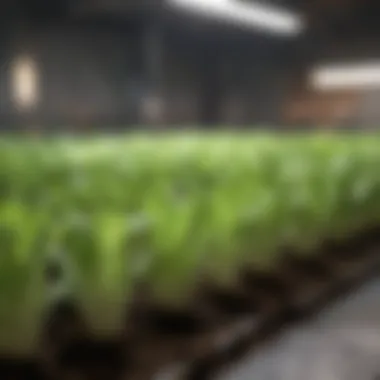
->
[218,277,380,380]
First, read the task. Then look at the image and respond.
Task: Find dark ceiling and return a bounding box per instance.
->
[3,0,380,40]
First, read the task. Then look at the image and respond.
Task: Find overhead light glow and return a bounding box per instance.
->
[11,56,40,110]
[311,62,380,91]
[166,0,304,36]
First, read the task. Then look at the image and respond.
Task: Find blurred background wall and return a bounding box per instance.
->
[1,0,380,129]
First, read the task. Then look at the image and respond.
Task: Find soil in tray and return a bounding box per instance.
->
[44,298,218,379]
[200,285,260,318]
[241,251,334,314]
[4,226,380,380]
[41,300,132,380]
[182,228,380,380]
[131,305,208,337]
[317,226,380,283]
[322,225,380,260]
[0,358,50,380]
[57,338,129,380]
[176,229,380,380]
[39,285,268,379]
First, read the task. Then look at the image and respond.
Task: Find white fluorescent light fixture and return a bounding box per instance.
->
[311,62,380,91]
[166,0,305,36]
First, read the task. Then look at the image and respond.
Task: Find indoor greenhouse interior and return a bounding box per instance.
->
[1,1,380,380]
